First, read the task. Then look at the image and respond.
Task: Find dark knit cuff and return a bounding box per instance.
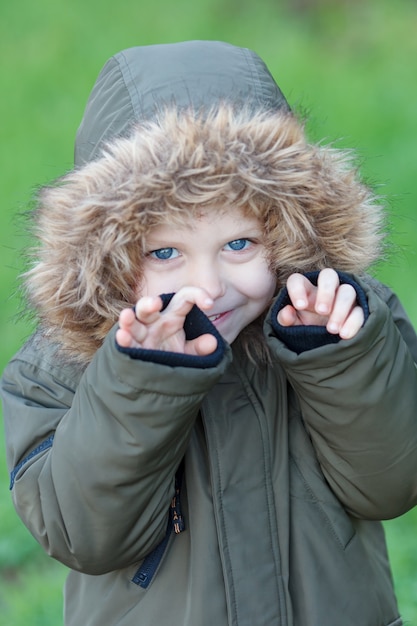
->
[116,293,226,368]
[270,271,369,354]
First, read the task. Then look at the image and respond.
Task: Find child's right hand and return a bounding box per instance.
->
[116,287,218,356]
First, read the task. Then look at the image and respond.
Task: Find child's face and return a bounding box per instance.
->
[139,207,276,344]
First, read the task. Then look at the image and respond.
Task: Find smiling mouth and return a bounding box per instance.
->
[207,311,230,323]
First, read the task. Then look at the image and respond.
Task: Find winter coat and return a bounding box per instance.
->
[2,41,417,626]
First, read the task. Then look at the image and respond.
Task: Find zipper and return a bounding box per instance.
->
[9,434,55,490]
[132,460,185,589]
[11,437,185,590]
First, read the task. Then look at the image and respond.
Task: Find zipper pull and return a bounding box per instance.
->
[171,491,185,534]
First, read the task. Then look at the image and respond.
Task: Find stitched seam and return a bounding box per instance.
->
[289,455,354,550]
[241,47,262,105]
[234,363,288,623]
[114,51,141,118]
[210,425,238,625]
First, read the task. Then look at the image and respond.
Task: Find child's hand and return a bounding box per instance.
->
[116,287,218,356]
[277,268,364,339]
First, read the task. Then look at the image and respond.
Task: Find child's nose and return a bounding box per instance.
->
[189,262,225,300]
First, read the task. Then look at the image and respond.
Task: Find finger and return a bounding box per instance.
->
[118,307,136,329]
[326,284,358,334]
[277,304,299,327]
[117,308,149,347]
[116,308,144,347]
[286,273,316,311]
[315,268,340,316]
[185,333,218,356]
[166,287,214,318]
[339,306,365,340]
[116,308,137,347]
[134,296,163,324]
[115,326,138,348]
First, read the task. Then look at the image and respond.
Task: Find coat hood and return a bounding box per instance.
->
[74,40,290,166]
[25,42,385,364]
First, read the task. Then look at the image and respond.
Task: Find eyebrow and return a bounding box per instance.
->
[146,221,263,248]
[145,238,183,250]
[147,230,262,247]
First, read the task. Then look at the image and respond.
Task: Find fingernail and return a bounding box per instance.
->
[295,299,306,308]
[327,322,339,333]
[316,304,328,314]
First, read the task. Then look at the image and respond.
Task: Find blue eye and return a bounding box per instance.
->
[150,247,179,260]
[225,239,251,251]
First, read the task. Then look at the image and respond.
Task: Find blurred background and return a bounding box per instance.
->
[0,0,416,623]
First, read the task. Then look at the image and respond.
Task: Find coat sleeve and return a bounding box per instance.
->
[265,278,417,520]
[1,327,230,574]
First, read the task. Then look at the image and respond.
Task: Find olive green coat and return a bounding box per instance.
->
[2,279,417,625]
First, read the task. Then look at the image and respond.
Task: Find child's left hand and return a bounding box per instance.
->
[277,268,364,339]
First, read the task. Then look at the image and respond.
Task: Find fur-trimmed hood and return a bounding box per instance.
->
[25,42,385,365]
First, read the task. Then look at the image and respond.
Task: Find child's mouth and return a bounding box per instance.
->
[208,312,228,323]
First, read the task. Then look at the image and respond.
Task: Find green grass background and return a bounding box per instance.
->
[1,0,416,623]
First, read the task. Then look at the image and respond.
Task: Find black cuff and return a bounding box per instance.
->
[116,293,226,369]
[270,271,369,354]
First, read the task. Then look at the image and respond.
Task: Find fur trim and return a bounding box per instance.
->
[25,105,385,364]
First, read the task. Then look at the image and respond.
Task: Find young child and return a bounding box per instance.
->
[2,41,417,626]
